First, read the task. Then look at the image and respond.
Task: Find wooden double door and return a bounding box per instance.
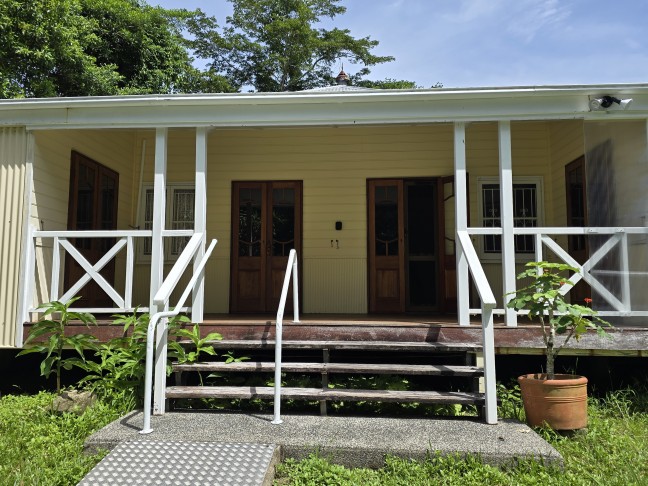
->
[368,178,455,314]
[65,151,119,307]
[230,181,302,313]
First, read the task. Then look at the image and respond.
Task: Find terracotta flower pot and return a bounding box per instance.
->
[518,373,588,430]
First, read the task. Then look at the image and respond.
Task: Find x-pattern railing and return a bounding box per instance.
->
[467,226,648,317]
[29,228,193,314]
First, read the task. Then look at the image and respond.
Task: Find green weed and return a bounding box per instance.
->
[0,392,121,486]
[276,387,648,486]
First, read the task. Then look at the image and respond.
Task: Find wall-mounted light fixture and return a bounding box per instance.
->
[589,95,633,111]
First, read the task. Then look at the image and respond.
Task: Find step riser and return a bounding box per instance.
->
[166,386,484,405]
[173,362,483,377]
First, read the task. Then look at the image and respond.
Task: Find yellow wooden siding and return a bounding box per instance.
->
[129,123,559,313]
[31,130,137,305]
[0,128,28,347]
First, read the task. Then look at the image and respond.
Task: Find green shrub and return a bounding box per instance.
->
[18,298,97,393]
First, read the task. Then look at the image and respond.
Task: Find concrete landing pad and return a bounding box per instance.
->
[85,411,562,469]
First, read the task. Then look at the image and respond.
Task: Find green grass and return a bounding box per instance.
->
[2,387,647,485]
[0,392,124,486]
[275,388,648,485]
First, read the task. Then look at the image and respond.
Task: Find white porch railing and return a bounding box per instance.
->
[23,228,193,315]
[141,235,217,434]
[466,226,648,317]
[456,231,498,424]
[272,248,300,425]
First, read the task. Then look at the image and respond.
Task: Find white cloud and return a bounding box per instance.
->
[505,0,572,42]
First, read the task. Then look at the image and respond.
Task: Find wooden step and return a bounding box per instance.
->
[166,385,484,405]
[179,339,481,353]
[172,361,483,377]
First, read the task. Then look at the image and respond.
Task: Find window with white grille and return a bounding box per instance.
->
[139,185,195,260]
[479,177,542,256]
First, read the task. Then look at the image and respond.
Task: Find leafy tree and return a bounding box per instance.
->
[0,0,233,98]
[0,0,122,98]
[78,0,233,94]
[188,0,394,92]
[354,78,421,90]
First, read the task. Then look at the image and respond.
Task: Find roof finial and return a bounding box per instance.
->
[335,65,350,86]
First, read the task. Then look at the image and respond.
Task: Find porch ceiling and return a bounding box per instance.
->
[2,83,648,130]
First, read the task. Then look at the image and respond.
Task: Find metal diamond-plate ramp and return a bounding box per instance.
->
[78,440,279,486]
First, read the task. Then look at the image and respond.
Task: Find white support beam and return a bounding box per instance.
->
[454,122,470,325]
[192,127,208,324]
[150,128,168,415]
[498,121,517,326]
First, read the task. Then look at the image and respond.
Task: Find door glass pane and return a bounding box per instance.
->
[99,172,117,252]
[239,188,262,256]
[375,185,399,256]
[272,188,295,256]
[568,165,586,251]
[75,163,95,250]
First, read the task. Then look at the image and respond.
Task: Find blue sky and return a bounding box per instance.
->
[154,0,648,88]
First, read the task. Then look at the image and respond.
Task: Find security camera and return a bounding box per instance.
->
[589,95,633,111]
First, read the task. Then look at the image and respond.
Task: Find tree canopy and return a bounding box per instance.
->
[188,0,395,92]
[0,0,419,98]
[0,0,232,98]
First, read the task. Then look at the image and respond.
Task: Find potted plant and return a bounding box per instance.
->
[507,261,610,430]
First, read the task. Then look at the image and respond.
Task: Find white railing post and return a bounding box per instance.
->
[535,233,543,263]
[481,303,497,424]
[125,236,134,310]
[454,122,470,325]
[50,236,60,302]
[620,231,631,312]
[292,258,300,323]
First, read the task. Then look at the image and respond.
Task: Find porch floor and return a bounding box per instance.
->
[26,313,648,355]
[193,314,648,356]
[83,410,563,471]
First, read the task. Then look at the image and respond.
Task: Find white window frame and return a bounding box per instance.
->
[138,183,195,262]
[477,176,544,261]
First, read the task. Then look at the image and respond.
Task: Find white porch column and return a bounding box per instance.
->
[498,121,517,326]
[150,128,168,414]
[454,122,470,325]
[192,127,208,323]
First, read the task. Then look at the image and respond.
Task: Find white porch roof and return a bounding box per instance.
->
[1,83,648,129]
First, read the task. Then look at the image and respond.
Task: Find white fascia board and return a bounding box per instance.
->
[1,84,648,130]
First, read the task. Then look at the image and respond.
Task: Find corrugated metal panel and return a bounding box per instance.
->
[0,128,27,347]
[303,258,367,313]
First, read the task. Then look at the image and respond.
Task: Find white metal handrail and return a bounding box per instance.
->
[153,233,204,307]
[457,231,497,424]
[141,237,217,434]
[272,248,300,425]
